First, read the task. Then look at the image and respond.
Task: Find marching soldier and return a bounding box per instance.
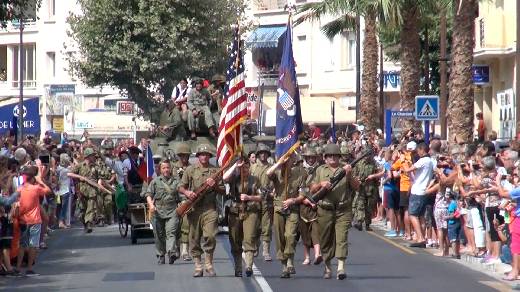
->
[171,142,192,261]
[223,158,261,277]
[146,160,181,265]
[96,147,115,226]
[300,148,322,265]
[267,154,306,278]
[308,144,360,280]
[68,148,99,233]
[178,144,224,277]
[352,147,379,231]
[251,144,274,262]
[187,80,217,140]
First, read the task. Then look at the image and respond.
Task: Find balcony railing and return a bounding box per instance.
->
[252,0,287,11]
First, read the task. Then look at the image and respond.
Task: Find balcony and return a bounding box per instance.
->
[252,0,287,11]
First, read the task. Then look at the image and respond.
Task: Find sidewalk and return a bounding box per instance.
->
[370,220,520,291]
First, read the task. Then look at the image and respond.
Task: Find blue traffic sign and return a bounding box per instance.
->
[415,95,439,121]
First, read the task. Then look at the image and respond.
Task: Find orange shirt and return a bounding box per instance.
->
[392,153,412,192]
[18,183,47,225]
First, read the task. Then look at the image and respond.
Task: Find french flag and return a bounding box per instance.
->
[138,146,155,183]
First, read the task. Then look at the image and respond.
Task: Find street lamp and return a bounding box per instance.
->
[17,18,24,141]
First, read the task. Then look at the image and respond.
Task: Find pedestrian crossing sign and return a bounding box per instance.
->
[415,95,439,121]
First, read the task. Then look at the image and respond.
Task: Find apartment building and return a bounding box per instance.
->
[473,0,517,140]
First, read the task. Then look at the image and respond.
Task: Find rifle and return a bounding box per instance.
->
[305,149,373,204]
[68,173,113,195]
[175,157,237,217]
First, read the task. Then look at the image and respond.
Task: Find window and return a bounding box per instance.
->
[48,0,55,18]
[47,52,56,77]
[324,38,334,71]
[341,31,356,69]
[12,44,36,87]
[479,18,485,47]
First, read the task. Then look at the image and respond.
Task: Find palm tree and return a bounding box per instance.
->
[296,0,382,132]
[447,0,478,143]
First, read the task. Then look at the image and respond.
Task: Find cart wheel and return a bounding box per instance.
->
[118,211,128,238]
[131,227,137,245]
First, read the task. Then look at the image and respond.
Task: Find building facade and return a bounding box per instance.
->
[0,0,148,140]
[473,0,517,140]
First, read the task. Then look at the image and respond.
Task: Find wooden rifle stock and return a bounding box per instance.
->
[306,149,373,204]
[176,157,237,217]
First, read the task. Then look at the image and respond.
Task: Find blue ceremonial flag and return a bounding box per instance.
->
[331,101,337,143]
[275,20,303,159]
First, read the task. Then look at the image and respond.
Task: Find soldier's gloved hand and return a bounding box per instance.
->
[206,178,216,187]
[343,164,352,174]
[320,181,332,190]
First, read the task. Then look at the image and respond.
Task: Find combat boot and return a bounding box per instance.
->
[337,259,347,280]
[365,224,373,231]
[287,256,296,274]
[181,243,192,261]
[323,260,332,279]
[233,255,242,277]
[204,253,216,277]
[245,251,254,277]
[280,259,290,279]
[353,221,363,231]
[262,241,272,261]
[193,257,203,277]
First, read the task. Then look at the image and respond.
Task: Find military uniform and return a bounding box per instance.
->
[251,144,274,261]
[171,143,192,261]
[227,167,260,277]
[208,74,225,124]
[96,157,113,225]
[187,88,215,132]
[311,144,357,280]
[299,148,321,264]
[352,155,379,230]
[180,144,221,277]
[159,103,185,141]
[269,160,306,278]
[71,148,99,232]
[146,174,180,263]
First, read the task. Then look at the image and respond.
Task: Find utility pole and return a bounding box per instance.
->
[355,13,361,122]
[379,43,384,129]
[18,18,24,140]
[440,10,448,140]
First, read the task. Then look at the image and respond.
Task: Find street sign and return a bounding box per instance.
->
[415,95,439,121]
[391,110,414,118]
[117,101,135,115]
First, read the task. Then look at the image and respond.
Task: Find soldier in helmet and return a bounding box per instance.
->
[251,144,274,262]
[340,142,353,164]
[299,147,322,265]
[352,146,380,231]
[171,142,193,261]
[187,79,217,140]
[158,99,185,141]
[266,153,307,278]
[96,145,116,226]
[68,147,100,233]
[308,144,360,280]
[178,144,224,277]
[208,74,225,123]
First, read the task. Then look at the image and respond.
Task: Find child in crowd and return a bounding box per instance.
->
[446,194,462,259]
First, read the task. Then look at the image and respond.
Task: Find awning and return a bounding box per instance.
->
[246,25,286,48]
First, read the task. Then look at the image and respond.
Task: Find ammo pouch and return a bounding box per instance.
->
[318,200,335,211]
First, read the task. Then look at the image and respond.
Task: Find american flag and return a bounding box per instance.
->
[217,25,248,167]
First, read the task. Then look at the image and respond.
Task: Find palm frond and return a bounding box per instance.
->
[294,0,355,26]
[321,14,357,39]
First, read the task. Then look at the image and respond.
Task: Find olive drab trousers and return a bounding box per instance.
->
[187,208,218,258]
[273,210,299,261]
[152,214,179,257]
[228,211,259,257]
[317,206,353,261]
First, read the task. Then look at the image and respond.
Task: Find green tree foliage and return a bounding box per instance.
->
[0,0,40,25]
[67,0,245,116]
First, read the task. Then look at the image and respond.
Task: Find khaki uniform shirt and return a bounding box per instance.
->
[71,161,99,198]
[250,162,272,199]
[270,165,306,212]
[312,164,355,209]
[146,175,180,218]
[181,163,219,209]
[187,89,211,109]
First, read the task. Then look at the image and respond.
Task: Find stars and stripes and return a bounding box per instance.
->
[217,25,248,167]
[278,89,294,111]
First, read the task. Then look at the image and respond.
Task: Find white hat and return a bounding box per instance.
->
[14,148,27,162]
[406,141,417,151]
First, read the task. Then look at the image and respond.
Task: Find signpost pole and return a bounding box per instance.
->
[424,120,430,145]
[385,109,392,146]
[18,19,24,140]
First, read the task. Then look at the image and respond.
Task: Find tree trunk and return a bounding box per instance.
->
[399,4,421,131]
[448,0,478,143]
[359,10,379,132]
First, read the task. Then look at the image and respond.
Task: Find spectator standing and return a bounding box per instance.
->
[476,112,486,142]
[57,154,72,229]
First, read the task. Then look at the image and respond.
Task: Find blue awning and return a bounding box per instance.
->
[246,26,286,48]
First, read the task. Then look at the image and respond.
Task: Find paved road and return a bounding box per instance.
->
[1,223,509,292]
